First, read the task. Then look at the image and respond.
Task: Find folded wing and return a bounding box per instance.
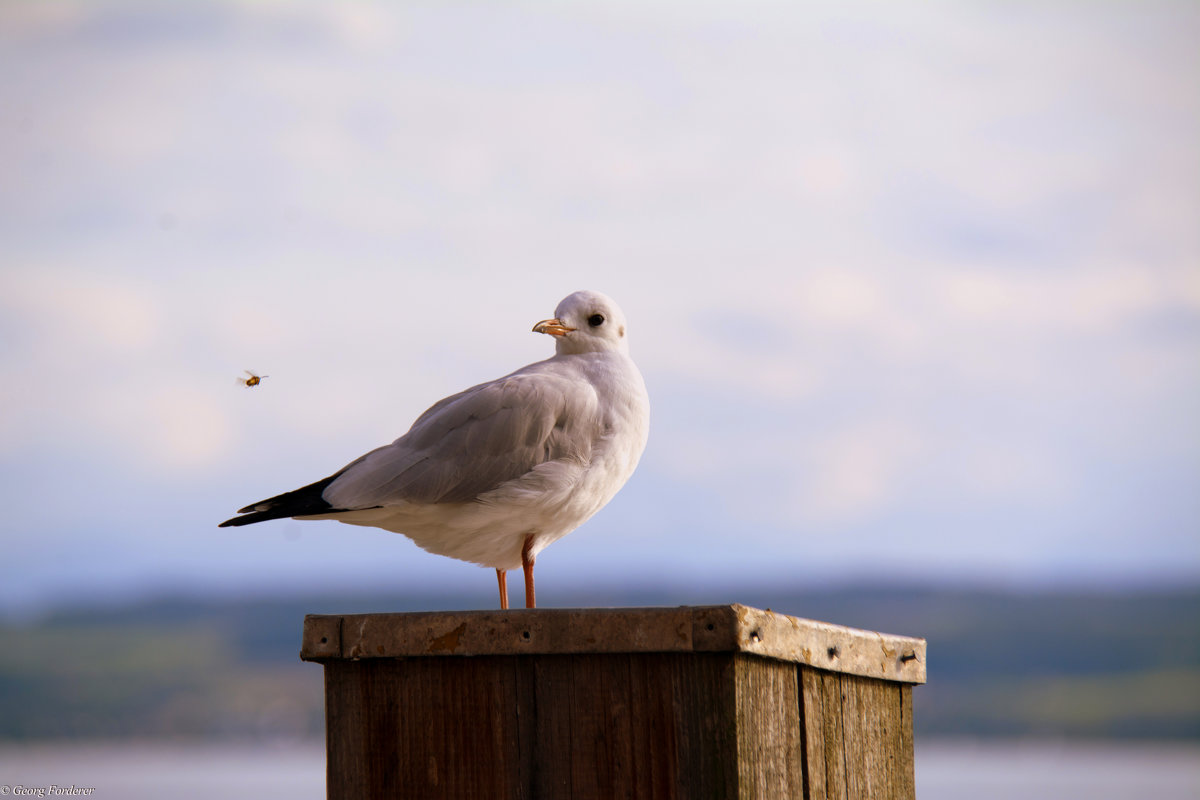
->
[326,370,600,507]
[219,368,601,527]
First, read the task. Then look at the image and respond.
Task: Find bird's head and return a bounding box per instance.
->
[533,290,631,356]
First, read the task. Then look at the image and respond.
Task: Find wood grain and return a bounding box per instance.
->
[312,607,921,799]
[899,685,915,800]
[304,605,925,684]
[819,670,848,800]
[799,667,828,800]
[734,655,804,799]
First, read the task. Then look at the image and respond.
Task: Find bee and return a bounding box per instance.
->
[237,370,270,388]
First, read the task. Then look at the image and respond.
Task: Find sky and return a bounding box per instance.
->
[1,1,1197,614]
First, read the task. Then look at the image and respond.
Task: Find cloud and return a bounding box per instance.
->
[793,417,927,525]
[145,383,235,470]
[0,271,163,454]
[0,1,1197,608]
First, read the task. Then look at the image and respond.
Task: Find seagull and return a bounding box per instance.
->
[219,290,650,609]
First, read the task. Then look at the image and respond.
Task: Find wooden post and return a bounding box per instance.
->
[301,604,925,800]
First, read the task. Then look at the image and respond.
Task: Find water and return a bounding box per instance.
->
[0,739,1196,799]
[0,742,325,800]
[917,740,1200,800]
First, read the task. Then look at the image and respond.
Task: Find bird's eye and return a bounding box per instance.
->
[587,314,605,327]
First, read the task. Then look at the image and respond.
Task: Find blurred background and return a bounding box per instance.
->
[1,1,1197,797]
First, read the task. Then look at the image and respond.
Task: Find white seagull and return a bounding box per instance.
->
[219,290,650,609]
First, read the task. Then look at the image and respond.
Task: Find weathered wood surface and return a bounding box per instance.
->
[303,604,925,684]
[307,605,923,800]
[798,668,915,800]
[324,653,743,799]
[735,655,804,798]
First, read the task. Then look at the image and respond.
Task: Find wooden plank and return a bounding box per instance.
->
[877,679,903,800]
[324,662,367,800]
[693,606,925,684]
[302,606,925,684]
[627,654,680,799]
[526,653,638,799]
[899,685,915,800]
[516,651,745,798]
[443,654,523,796]
[526,654,577,797]
[324,657,526,799]
[820,671,847,800]
[670,652,738,799]
[511,655,537,800]
[303,614,341,660]
[570,654,635,798]
[841,674,867,800]
[799,667,917,800]
[799,667,828,800]
[306,608,694,660]
[840,674,906,800]
[734,655,803,799]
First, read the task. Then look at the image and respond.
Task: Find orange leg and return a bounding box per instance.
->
[496,568,509,610]
[522,534,536,609]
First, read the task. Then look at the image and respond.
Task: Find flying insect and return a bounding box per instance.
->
[237,370,269,388]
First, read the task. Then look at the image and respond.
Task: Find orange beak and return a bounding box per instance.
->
[532,318,575,337]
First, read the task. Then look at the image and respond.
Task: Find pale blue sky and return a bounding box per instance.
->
[1,1,1197,613]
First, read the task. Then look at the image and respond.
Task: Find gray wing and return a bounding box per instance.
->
[322,369,601,508]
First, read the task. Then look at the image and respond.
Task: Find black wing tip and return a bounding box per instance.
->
[218,498,296,527]
[219,472,345,529]
[218,511,275,527]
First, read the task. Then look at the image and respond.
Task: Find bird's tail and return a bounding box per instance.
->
[218,473,344,527]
